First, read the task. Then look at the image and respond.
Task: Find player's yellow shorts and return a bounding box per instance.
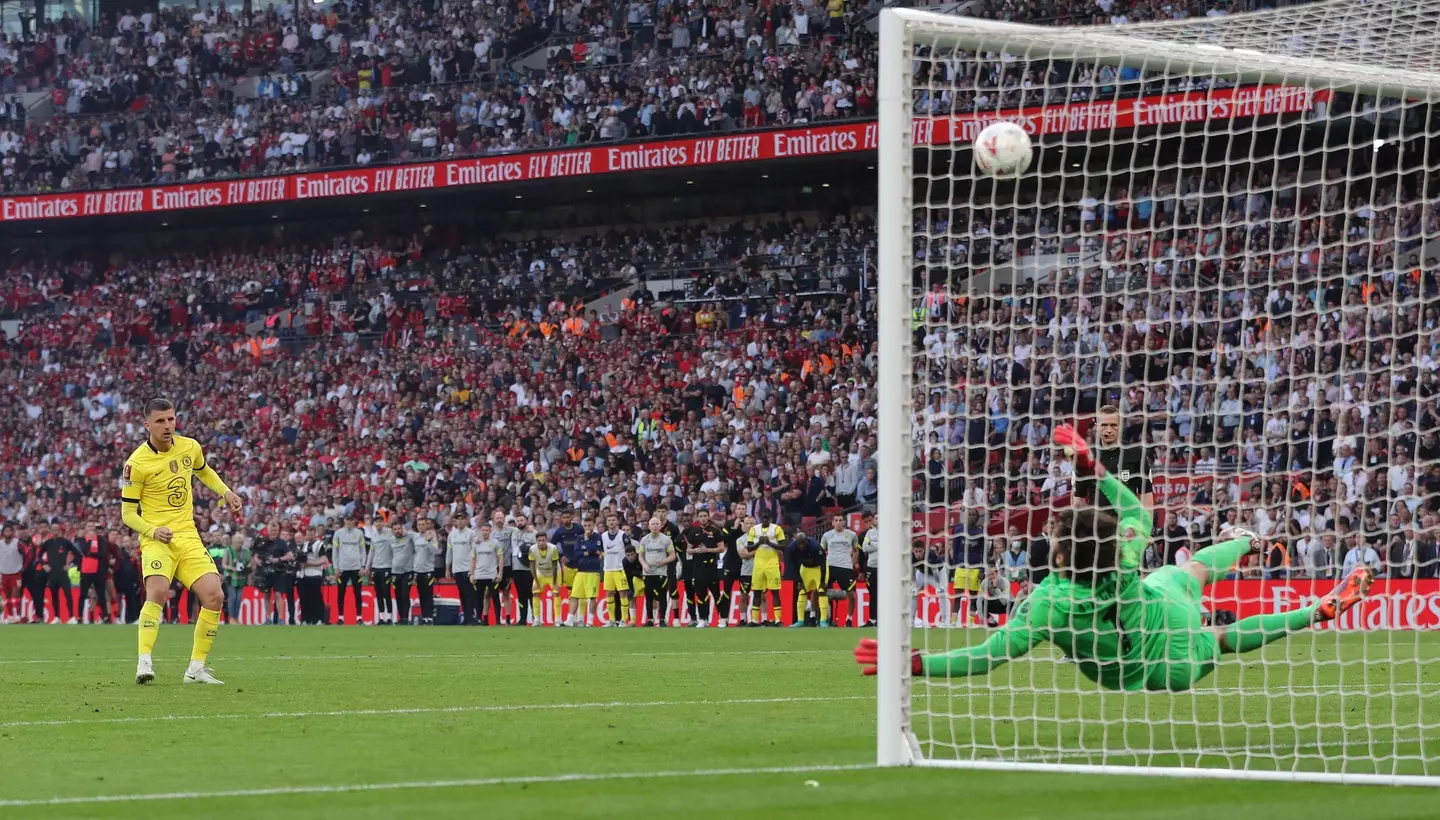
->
[752,564,781,592]
[562,566,578,588]
[571,571,600,600]
[537,577,560,598]
[140,531,218,589]
[799,565,824,593]
[603,570,629,593]
[953,567,982,593]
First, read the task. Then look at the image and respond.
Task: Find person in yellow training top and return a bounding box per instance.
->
[529,531,562,625]
[747,510,786,627]
[121,398,242,685]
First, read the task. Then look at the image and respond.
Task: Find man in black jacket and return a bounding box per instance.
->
[717,503,745,625]
[40,530,82,623]
[113,543,143,623]
[681,508,725,627]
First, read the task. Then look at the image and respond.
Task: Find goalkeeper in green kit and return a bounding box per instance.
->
[856,424,1375,692]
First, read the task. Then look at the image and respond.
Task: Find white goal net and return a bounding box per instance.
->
[876,1,1440,784]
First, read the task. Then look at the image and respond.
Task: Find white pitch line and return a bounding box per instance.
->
[990,731,1440,764]
[0,648,839,666]
[0,694,870,730]
[0,763,876,808]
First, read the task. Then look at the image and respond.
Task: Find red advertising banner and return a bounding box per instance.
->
[1205,579,1440,631]
[16,579,868,627]
[915,579,1440,631]
[0,84,1325,223]
[918,83,1325,145]
[1150,472,1263,505]
[28,577,1434,631]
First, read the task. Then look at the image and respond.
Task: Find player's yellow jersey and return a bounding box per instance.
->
[121,435,212,534]
[530,543,561,581]
[746,524,785,570]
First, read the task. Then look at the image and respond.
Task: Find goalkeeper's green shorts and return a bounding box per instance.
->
[1140,566,1220,692]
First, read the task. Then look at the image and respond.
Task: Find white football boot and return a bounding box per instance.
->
[182,660,224,685]
[136,654,155,685]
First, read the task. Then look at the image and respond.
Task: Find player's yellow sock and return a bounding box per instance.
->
[137,601,162,656]
[191,607,221,663]
[819,593,830,624]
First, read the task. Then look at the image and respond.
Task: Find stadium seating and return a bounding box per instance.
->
[0,0,1300,193]
[2,146,1434,607]
[4,0,1428,630]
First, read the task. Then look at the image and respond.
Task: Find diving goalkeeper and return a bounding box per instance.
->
[855,424,1374,692]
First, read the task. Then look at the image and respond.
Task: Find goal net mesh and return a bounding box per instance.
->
[890,0,1440,781]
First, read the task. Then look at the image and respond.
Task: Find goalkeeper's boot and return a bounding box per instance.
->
[135,654,155,685]
[1314,566,1376,623]
[183,660,224,685]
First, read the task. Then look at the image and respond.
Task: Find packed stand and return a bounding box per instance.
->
[909,162,1440,629]
[0,212,881,628]
[0,0,1298,193]
[5,159,1440,629]
[0,0,886,192]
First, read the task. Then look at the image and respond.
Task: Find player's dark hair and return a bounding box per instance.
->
[1053,507,1119,584]
[143,398,175,417]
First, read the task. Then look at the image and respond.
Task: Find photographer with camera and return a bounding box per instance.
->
[250,522,296,625]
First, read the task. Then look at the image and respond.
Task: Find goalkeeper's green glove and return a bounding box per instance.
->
[854,638,923,677]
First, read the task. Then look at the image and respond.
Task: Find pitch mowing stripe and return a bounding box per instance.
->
[0,694,872,729]
[0,648,839,665]
[0,763,877,807]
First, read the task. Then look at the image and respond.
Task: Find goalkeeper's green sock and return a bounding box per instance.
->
[1189,537,1251,578]
[1223,606,1316,654]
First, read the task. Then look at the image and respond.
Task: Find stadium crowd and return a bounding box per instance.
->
[2,141,1440,630]
[907,160,1440,627]
[0,0,1297,193]
[0,0,1432,630]
[0,0,881,192]
[0,210,884,626]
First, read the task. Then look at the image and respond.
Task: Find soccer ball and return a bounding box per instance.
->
[972,121,1034,177]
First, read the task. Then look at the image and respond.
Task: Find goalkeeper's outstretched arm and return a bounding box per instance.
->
[854,604,1046,678]
[919,610,1046,677]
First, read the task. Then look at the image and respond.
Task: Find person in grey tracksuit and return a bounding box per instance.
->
[389,521,416,625]
[470,523,503,625]
[366,522,396,624]
[411,521,442,624]
[332,517,368,625]
[448,519,479,625]
[490,511,517,624]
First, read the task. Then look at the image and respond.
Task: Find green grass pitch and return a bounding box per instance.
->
[2,626,1438,818]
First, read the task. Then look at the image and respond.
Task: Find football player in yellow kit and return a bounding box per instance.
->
[120,399,242,685]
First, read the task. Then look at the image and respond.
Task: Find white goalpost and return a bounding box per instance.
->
[877,1,1440,784]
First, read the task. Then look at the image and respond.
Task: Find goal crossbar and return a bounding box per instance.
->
[882,3,1440,101]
